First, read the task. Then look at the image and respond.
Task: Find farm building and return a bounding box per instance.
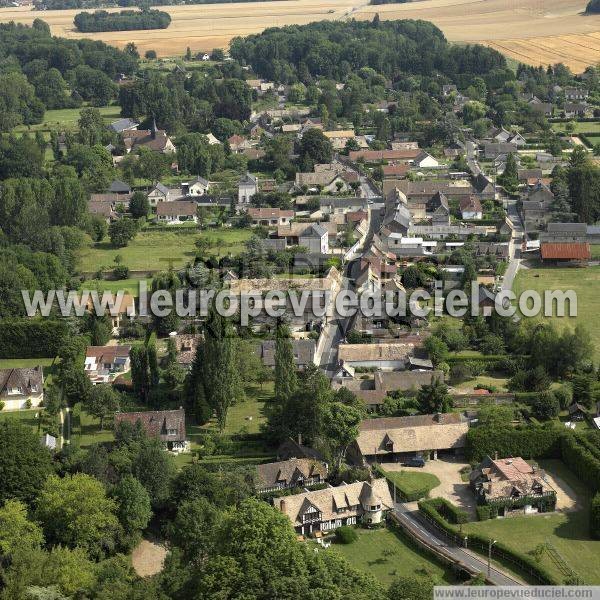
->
[348,413,469,465]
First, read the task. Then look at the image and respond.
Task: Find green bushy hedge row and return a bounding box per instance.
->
[591,493,600,540]
[418,498,561,584]
[560,433,600,494]
[465,425,563,462]
[0,319,69,358]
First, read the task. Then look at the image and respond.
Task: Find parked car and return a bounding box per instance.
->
[404,457,426,468]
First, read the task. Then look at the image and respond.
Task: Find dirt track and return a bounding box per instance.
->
[0,0,598,70]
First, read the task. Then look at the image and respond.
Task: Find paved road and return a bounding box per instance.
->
[394,504,524,586]
[502,195,524,292]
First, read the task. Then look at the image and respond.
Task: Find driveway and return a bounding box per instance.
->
[384,456,477,518]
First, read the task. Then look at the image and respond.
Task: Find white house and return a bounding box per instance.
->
[147,182,181,207]
[156,200,198,224]
[238,172,259,204]
[414,151,439,168]
[84,346,131,384]
[276,479,394,536]
[459,196,483,220]
[182,176,210,197]
[0,366,44,410]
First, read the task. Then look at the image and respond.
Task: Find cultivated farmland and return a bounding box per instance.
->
[0,0,598,71]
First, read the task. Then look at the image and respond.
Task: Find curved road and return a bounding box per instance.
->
[394,503,525,586]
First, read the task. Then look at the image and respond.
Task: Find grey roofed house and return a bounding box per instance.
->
[426,191,449,213]
[547,222,588,234]
[109,118,139,133]
[255,457,328,493]
[541,222,588,243]
[382,203,412,234]
[108,179,132,194]
[276,437,326,463]
[518,168,543,182]
[374,369,442,392]
[528,181,554,204]
[0,366,44,400]
[482,142,517,159]
[257,339,316,369]
[472,173,495,198]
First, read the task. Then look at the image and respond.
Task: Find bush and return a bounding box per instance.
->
[476,505,491,521]
[335,526,358,544]
[113,265,130,280]
[591,493,600,539]
[450,364,472,385]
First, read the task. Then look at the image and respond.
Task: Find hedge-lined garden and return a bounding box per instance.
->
[374,465,440,501]
[418,497,561,584]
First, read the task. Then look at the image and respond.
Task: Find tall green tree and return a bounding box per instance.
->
[0,421,54,505]
[187,305,242,431]
[417,378,451,414]
[35,474,121,559]
[274,324,297,402]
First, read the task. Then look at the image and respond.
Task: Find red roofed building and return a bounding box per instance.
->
[382,164,410,179]
[349,149,421,163]
[247,207,294,227]
[114,409,189,453]
[540,242,590,263]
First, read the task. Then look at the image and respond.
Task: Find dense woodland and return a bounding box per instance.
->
[74,9,171,32]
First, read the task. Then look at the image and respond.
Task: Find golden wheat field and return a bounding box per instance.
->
[0,0,598,71]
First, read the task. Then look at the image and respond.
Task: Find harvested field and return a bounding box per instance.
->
[0,0,598,71]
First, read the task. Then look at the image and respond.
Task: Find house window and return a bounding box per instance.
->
[167,428,178,436]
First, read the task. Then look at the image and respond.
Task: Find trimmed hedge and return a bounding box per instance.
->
[591,493,600,540]
[476,505,491,521]
[418,498,561,584]
[465,424,563,462]
[420,498,468,524]
[0,319,68,358]
[560,433,600,494]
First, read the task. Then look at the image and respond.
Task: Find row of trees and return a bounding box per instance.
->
[74,9,171,32]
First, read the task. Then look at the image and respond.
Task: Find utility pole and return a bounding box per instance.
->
[488,539,497,577]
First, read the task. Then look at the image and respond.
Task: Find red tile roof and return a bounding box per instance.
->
[540,242,590,260]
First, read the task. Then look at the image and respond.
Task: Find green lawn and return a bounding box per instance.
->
[328,528,456,586]
[78,228,252,272]
[514,264,600,361]
[80,277,152,297]
[454,375,509,393]
[591,245,600,260]
[380,468,440,500]
[464,460,600,584]
[0,409,42,432]
[551,121,600,134]
[0,357,56,369]
[14,106,121,133]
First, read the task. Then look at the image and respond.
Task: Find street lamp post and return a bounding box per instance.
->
[488,539,497,577]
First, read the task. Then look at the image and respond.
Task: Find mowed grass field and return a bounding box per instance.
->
[77,227,252,272]
[464,460,600,584]
[514,264,600,361]
[14,106,121,134]
[328,528,457,586]
[0,0,598,71]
